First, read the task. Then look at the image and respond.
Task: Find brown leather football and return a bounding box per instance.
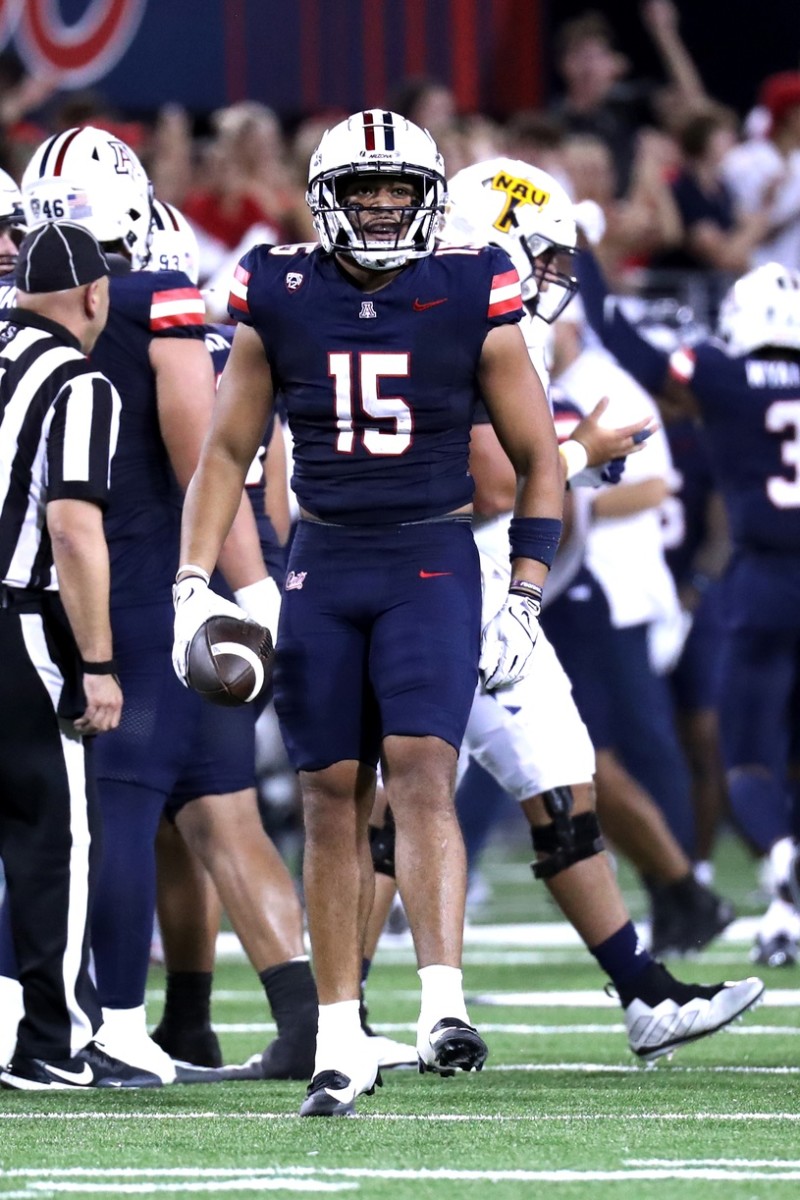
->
[186,615,273,706]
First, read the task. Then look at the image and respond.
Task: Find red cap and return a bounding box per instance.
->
[759,71,800,129]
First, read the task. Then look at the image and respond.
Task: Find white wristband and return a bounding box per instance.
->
[176,563,210,586]
[559,438,590,482]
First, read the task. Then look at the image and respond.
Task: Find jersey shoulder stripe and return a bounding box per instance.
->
[229,263,252,315]
[488,267,523,319]
[150,286,205,331]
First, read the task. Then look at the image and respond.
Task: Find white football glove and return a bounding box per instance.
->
[479,584,543,691]
[233,576,281,641]
[172,575,251,686]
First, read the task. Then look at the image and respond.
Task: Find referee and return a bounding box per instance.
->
[0,222,158,1089]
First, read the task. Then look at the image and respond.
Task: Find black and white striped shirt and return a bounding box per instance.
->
[0,307,121,591]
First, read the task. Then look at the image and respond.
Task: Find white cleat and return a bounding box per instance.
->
[625,977,765,1063]
[417,1017,488,1077]
[750,896,800,968]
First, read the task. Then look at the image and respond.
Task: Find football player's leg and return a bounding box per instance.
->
[609,623,697,859]
[374,521,486,1076]
[150,815,223,1068]
[466,634,763,1060]
[594,749,735,957]
[273,532,382,1113]
[670,590,728,871]
[172,698,317,1082]
[721,627,798,965]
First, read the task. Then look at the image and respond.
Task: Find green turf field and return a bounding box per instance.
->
[1,829,798,1199]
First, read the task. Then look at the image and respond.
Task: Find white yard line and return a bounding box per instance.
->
[212,917,767,959]
[4,1164,800,1189]
[3,1111,800,1122]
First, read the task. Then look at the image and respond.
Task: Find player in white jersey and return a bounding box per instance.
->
[398,158,763,1060]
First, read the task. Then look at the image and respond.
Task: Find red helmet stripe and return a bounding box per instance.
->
[363,111,376,151]
[52,128,82,177]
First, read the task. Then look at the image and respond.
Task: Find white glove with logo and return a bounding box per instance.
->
[479,582,543,691]
[233,576,282,642]
[172,573,251,686]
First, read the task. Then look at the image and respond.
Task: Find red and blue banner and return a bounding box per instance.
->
[0,0,544,120]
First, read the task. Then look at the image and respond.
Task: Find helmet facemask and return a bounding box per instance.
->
[306,110,446,271]
[519,232,579,324]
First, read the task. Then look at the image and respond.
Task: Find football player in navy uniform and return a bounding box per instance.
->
[173,110,565,1115]
[142,201,316,1075]
[19,131,318,1082]
[577,247,800,965]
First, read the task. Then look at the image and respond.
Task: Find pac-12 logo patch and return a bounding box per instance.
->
[285,272,304,292]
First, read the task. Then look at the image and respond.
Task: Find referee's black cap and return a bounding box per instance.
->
[15,221,111,294]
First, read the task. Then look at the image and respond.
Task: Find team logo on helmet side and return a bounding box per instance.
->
[490,171,552,234]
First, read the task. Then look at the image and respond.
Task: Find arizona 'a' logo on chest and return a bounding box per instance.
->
[359,300,377,319]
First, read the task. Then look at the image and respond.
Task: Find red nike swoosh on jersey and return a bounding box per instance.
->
[413,297,448,311]
[419,570,454,578]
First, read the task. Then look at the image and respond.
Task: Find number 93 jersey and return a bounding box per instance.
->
[227,241,523,525]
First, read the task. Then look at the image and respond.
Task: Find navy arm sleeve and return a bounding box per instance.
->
[575,249,670,397]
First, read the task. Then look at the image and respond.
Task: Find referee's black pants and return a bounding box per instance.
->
[0,590,102,1061]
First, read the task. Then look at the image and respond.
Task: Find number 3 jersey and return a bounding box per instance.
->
[227,242,523,525]
[669,342,800,555]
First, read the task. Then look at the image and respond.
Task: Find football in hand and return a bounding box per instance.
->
[186,615,273,706]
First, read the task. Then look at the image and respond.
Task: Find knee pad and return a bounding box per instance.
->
[369,805,396,878]
[530,788,604,880]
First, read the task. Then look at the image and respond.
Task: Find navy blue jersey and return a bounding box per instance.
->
[669,343,800,554]
[227,243,523,524]
[89,267,206,605]
[661,417,717,585]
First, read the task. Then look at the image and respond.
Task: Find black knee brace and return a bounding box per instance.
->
[369,805,396,878]
[530,786,605,880]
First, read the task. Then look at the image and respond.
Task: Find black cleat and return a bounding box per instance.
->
[417,1018,488,1077]
[299,1068,382,1117]
[0,1041,162,1091]
[649,879,735,957]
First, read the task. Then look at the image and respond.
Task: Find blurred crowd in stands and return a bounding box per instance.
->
[0,0,798,339]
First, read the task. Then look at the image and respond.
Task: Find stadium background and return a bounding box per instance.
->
[6,0,800,129]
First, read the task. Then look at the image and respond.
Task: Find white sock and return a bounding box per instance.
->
[417,965,469,1028]
[770,837,796,888]
[313,1000,362,1076]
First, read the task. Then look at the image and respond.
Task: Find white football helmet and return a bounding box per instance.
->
[718,262,800,356]
[21,126,153,269]
[442,157,578,323]
[149,199,200,284]
[306,109,446,270]
[0,167,26,272]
